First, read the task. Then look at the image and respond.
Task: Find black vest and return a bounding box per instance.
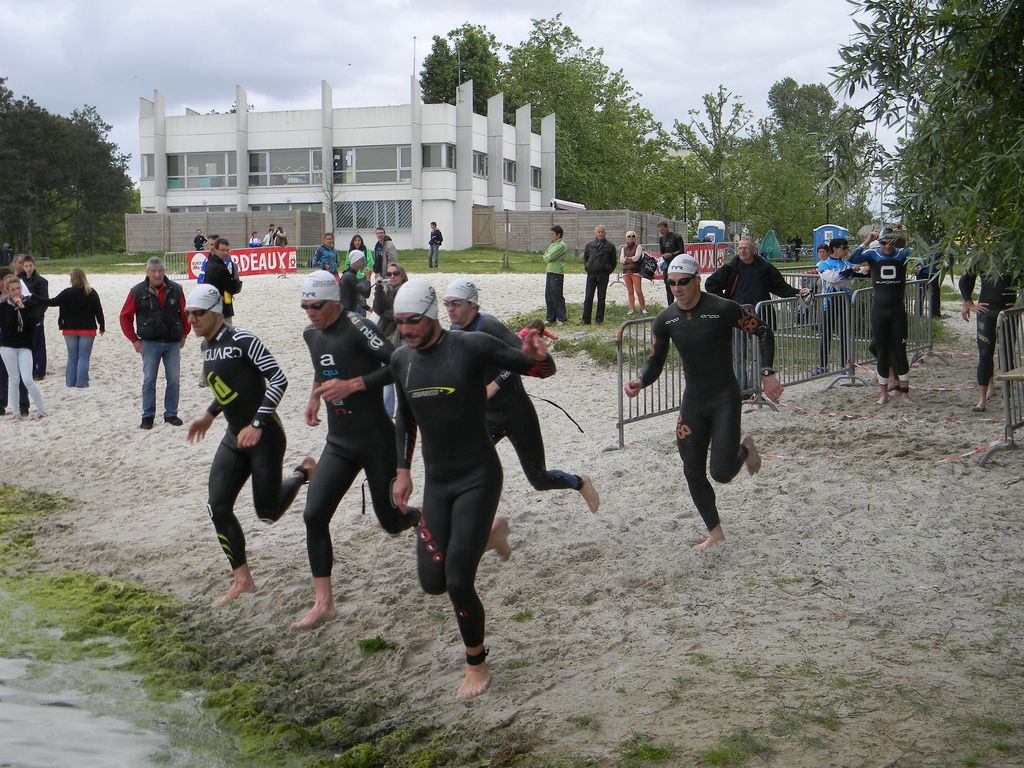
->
[131,279,184,342]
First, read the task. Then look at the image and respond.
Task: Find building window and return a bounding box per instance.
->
[422,143,456,170]
[473,151,488,178]
[166,152,236,189]
[168,205,237,213]
[531,166,542,189]
[248,148,319,187]
[141,154,155,180]
[249,202,321,212]
[334,200,413,231]
[334,146,412,184]
[503,159,517,184]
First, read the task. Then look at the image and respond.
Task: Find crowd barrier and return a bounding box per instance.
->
[615,280,936,445]
[163,246,317,281]
[979,306,1024,466]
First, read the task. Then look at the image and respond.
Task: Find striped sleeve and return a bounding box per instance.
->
[240,330,288,415]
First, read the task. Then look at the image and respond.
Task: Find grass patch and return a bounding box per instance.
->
[569,714,601,731]
[511,608,535,622]
[0,485,72,563]
[616,732,677,766]
[357,634,398,656]
[689,652,714,668]
[697,728,773,766]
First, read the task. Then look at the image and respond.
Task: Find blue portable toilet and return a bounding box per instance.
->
[812,224,849,257]
[697,220,726,244]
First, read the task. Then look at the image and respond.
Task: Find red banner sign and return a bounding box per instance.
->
[683,242,727,273]
[187,247,297,280]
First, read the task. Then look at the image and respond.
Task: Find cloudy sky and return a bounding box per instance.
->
[1,0,886,179]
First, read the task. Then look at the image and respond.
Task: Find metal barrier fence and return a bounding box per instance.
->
[615,279,936,444]
[979,306,1024,465]
[163,246,318,281]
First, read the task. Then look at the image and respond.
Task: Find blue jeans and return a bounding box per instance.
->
[428,243,440,268]
[141,340,181,418]
[64,334,95,388]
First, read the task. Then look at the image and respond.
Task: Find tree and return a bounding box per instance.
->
[675,86,753,223]
[834,0,1024,277]
[420,23,501,114]
[499,15,670,210]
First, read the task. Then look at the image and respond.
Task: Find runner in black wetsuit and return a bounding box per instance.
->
[625,254,782,550]
[184,285,315,608]
[443,277,599,512]
[960,270,1020,412]
[389,279,555,700]
[292,271,419,629]
[849,228,913,404]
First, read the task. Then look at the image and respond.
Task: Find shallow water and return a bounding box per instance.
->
[0,655,227,768]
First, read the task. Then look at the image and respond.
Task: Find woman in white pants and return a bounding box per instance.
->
[1,276,46,419]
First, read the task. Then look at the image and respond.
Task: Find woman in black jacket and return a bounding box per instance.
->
[44,267,105,388]
[1,275,46,418]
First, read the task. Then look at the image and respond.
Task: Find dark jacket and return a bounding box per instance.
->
[202,255,243,319]
[121,279,187,343]
[21,272,49,317]
[705,256,798,307]
[372,281,400,341]
[658,232,686,260]
[0,297,41,348]
[429,228,443,246]
[45,286,105,333]
[583,238,617,275]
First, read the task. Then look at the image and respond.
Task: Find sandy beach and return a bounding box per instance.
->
[7,270,1024,765]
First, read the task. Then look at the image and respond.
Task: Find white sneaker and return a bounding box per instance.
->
[640,308,649,315]
[626,310,635,317]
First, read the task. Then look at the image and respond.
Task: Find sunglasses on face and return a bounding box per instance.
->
[394,313,428,326]
[300,301,328,311]
[443,299,467,308]
[666,276,696,287]
[386,271,401,277]
[185,309,208,319]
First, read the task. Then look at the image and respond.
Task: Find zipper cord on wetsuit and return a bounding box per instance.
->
[528,395,584,433]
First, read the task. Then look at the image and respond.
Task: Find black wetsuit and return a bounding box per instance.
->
[452,313,581,492]
[849,245,912,382]
[960,273,1020,386]
[302,312,417,578]
[392,329,555,648]
[639,293,774,532]
[202,323,302,570]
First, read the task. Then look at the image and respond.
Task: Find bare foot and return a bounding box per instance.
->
[296,456,316,483]
[485,516,511,561]
[212,579,257,608]
[291,603,338,630]
[456,662,492,699]
[578,475,600,513]
[877,386,889,405]
[212,566,258,608]
[972,401,986,413]
[740,434,761,475]
[896,391,911,404]
[694,525,725,550]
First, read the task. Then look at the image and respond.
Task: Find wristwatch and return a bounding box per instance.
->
[760,368,776,377]
[251,417,265,429]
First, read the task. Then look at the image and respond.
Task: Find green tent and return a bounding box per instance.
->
[760,230,782,261]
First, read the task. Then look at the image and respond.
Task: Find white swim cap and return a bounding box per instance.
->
[185,285,223,314]
[393,279,438,319]
[348,249,366,264]
[444,277,479,305]
[301,270,340,302]
[667,254,699,276]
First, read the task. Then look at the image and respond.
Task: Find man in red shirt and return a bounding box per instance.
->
[119,257,191,429]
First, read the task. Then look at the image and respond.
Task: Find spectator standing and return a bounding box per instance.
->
[248,231,262,248]
[543,225,568,324]
[0,267,30,416]
[657,221,686,306]
[619,230,647,316]
[311,233,340,275]
[0,243,13,267]
[193,230,208,251]
[42,267,105,388]
[428,222,444,269]
[581,226,616,325]
[202,238,243,322]
[814,238,856,374]
[1,274,45,418]
[914,250,945,318]
[18,254,49,380]
[262,225,277,246]
[373,227,398,279]
[346,234,374,280]
[705,238,808,315]
[119,257,190,429]
[274,226,288,247]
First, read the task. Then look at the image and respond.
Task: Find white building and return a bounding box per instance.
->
[138,79,556,250]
